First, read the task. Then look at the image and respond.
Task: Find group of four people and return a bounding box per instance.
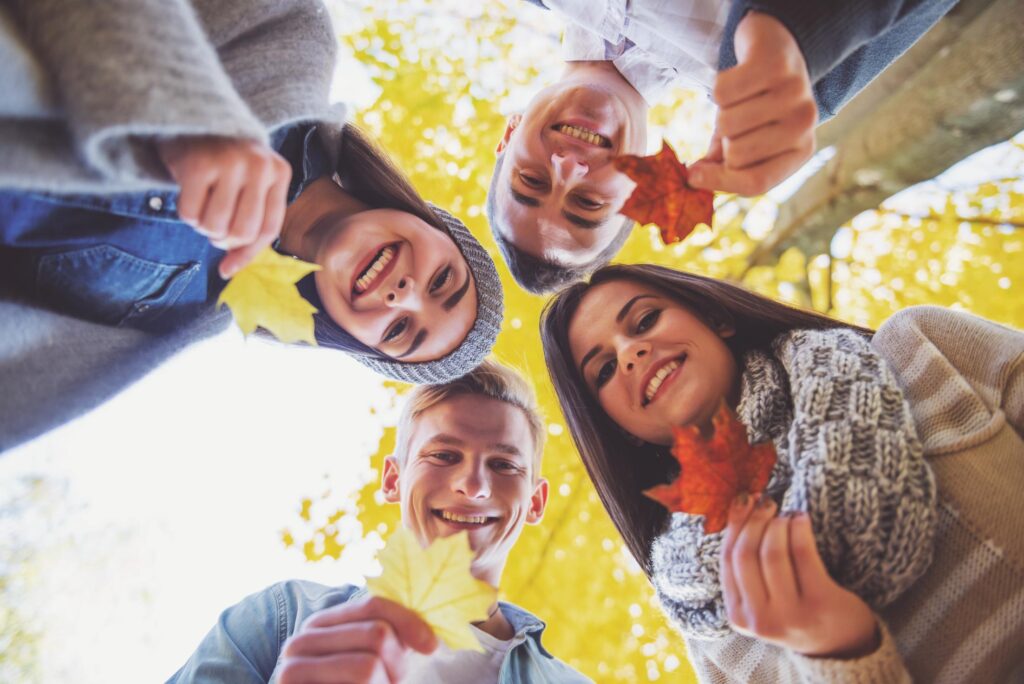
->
[2,0,1022,682]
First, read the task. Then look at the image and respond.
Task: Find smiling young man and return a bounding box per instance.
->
[168,361,591,684]
[488,0,957,293]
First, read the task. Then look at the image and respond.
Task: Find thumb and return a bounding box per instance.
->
[687,160,724,192]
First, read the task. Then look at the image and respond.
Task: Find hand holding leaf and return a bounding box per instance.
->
[614,140,714,245]
[643,403,777,534]
[217,247,320,345]
[367,528,497,653]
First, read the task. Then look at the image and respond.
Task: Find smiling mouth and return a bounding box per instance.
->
[352,243,398,296]
[642,354,687,407]
[432,510,500,527]
[552,123,612,148]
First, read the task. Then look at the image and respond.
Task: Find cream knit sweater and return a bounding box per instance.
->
[680,306,1024,684]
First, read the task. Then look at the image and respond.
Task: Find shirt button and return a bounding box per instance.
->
[137,304,150,312]
[148,196,164,211]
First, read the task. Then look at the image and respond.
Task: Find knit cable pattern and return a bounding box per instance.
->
[651,327,938,639]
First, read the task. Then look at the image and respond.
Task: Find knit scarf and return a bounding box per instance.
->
[650,327,938,639]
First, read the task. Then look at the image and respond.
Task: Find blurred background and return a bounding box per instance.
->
[2,1,1022,682]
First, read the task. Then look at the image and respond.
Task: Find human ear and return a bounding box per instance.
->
[717,322,736,339]
[525,477,549,525]
[381,455,401,503]
[495,114,522,155]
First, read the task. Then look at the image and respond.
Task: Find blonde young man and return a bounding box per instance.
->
[168,361,591,684]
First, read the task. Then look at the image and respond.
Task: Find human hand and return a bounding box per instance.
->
[157,136,292,279]
[689,11,817,196]
[277,595,438,684]
[720,496,881,659]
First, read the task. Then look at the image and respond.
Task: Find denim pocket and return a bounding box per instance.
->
[36,245,200,328]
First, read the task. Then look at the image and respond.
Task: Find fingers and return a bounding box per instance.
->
[277,652,390,684]
[723,117,815,170]
[284,620,408,683]
[730,497,776,610]
[199,164,245,243]
[217,163,290,279]
[760,515,799,607]
[789,512,832,600]
[303,596,438,655]
[720,495,755,619]
[717,78,815,141]
[689,146,812,196]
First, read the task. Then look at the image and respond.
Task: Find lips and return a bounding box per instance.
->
[641,354,687,407]
[551,122,612,148]
[351,243,399,297]
[432,509,500,529]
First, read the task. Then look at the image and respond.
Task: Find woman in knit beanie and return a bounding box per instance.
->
[0,0,503,386]
[540,264,986,682]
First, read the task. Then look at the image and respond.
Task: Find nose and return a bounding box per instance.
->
[384,276,422,310]
[617,339,650,374]
[452,461,490,500]
[551,152,588,186]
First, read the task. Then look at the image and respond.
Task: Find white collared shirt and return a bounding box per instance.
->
[543,0,731,104]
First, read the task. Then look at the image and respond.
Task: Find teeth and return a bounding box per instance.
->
[557,124,608,147]
[354,246,395,293]
[441,511,489,525]
[645,360,681,402]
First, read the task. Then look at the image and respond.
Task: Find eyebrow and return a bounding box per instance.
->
[427,435,522,457]
[396,329,428,359]
[443,271,471,312]
[579,295,659,376]
[512,186,605,231]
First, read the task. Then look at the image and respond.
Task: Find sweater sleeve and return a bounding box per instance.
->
[684,620,911,684]
[775,328,937,610]
[11,0,267,182]
[871,306,1024,453]
[718,0,956,120]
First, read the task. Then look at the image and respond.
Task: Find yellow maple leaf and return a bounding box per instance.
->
[217,248,321,345]
[366,528,497,653]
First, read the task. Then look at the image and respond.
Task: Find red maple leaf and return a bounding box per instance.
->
[613,140,714,245]
[643,404,777,534]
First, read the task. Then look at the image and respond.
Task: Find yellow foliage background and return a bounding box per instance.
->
[284,1,1024,681]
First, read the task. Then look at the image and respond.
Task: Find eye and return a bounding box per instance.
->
[573,194,604,210]
[493,460,524,475]
[430,266,453,293]
[383,316,409,343]
[428,451,459,464]
[595,358,617,389]
[519,171,546,189]
[636,309,661,333]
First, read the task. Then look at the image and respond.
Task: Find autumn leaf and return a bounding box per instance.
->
[643,404,776,534]
[217,248,321,345]
[366,528,497,653]
[614,140,714,245]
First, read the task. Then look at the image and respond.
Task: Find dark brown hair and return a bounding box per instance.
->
[296,124,455,356]
[540,264,872,574]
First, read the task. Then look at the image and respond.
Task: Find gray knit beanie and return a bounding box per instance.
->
[303,204,504,385]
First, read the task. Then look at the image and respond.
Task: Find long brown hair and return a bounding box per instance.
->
[540,264,872,575]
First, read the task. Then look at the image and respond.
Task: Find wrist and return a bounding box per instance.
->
[809,619,881,660]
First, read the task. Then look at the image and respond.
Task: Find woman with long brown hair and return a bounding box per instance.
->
[541,263,1024,682]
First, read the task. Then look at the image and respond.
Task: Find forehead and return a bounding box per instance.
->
[568,279,663,352]
[408,394,533,455]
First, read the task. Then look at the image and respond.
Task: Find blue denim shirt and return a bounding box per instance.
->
[0,124,331,333]
[166,580,592,683]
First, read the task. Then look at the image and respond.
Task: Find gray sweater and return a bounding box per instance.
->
[0,0,339,192]
[0,0,339,451]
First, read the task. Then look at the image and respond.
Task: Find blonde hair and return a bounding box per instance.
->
[393,360,545,472]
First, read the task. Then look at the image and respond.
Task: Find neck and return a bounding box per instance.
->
[562,60,648,111]
[279,177,369,261]
[473,601,515,641]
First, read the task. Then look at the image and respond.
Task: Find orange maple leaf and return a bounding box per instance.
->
[613,140,714,245]
[643,404,776,534]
